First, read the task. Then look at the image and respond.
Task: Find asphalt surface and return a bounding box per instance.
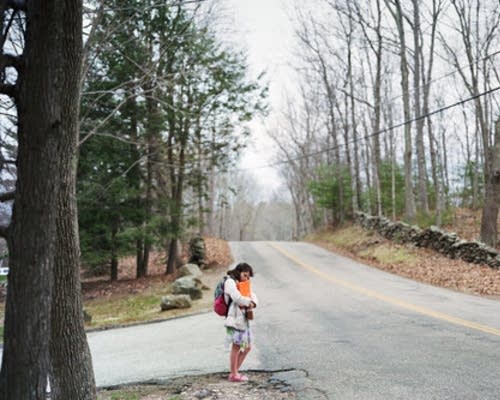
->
[31,241,500,399]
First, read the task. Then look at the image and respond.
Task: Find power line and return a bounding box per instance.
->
[324,48,500,110]
[385,49,500,105]
[240,85,500,171]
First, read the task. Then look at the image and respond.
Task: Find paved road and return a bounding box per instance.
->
[89,241,500,399]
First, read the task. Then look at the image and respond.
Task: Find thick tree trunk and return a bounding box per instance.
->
[166,238,182,274]
[0,0,96,398]
[49,1,96,396]
[50,157,96,399]
[481,184,498,246]
[480,119,500,246]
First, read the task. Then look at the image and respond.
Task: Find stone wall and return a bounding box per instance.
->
[354,212,500,269]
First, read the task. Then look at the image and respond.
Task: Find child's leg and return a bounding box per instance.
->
[230,343,240,377]
[237,345,251,371]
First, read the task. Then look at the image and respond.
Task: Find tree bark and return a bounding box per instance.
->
[347,11,361,212]
[386,0,416,222]
[372,2,383,217]
[50,152,97,399]
[110,223,118,281]
[49,1,97,395]
[0,0,96,398]
[480,119,500,246]
[412,0,429,215]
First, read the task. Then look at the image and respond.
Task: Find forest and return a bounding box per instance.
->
[267,0,500,246]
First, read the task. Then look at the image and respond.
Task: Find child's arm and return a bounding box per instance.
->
[250,290,258,308]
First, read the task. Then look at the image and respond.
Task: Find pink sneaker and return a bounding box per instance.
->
[228,374,248,382]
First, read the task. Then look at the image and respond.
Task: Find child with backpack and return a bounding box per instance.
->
[222,262,258,382]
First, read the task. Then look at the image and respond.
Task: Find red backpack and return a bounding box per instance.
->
[213,276,232,316]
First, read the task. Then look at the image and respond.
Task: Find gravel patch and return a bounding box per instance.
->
[97,371,297,400]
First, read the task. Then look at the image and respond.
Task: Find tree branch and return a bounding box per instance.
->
[0,83,16,98]
[7,0,26,11]
[0,223,9,238]
[0,53,23,71]
[0,191,15,202]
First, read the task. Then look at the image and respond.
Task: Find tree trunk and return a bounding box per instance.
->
[166,152,186,274]
[166,238,183,273]
[0,0,96,398]
[319,57,343,222]
[205,164,216,235]
[50,152,96,399]
[140,242,150,278]
[481,184,498,246]
[347,14,360,212]
[412,0,429,215]
[126,83,149,279]
[373,0,383,217]
[341,91,354,214]
[422,0,443,222]
[387,0,416,222]
[473,125,480,208]
[50,1,96,393]
[110,223,119,281]
[137,93,158,278]
[480,119,500,246]
[166,83,190,273]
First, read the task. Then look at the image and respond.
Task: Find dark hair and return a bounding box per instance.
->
[227,262,254,281]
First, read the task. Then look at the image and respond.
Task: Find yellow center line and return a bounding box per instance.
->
[269,242,500,338]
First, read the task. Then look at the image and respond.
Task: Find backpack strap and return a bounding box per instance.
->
[223,276,233,317]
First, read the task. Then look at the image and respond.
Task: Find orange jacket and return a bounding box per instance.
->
[237,280,251,297]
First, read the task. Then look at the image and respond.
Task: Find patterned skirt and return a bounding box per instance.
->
[226,326,252,352]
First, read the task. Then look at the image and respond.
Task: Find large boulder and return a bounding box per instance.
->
[188,236,206,266]
[160,294,192,311]
[172,276,203,300]
[178,263,203,278]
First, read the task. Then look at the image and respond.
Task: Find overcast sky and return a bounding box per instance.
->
[221,0,297,196]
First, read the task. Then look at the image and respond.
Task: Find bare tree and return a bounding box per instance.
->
[352,0,385,216]
[268,88,324,235]
[410,0,429,215]
[384,0,417,222]
[441,0,500,244]
[420,0,445,224]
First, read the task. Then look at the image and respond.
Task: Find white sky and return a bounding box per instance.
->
[222,0,297,195]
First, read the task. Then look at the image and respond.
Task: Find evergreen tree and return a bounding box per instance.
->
[78,0,267,278]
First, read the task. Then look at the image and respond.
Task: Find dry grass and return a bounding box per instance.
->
[306,224,500,299]
[84,263,227,329]
[83,236,233,329]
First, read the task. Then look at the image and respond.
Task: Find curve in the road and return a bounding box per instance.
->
[270,242,500,338]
